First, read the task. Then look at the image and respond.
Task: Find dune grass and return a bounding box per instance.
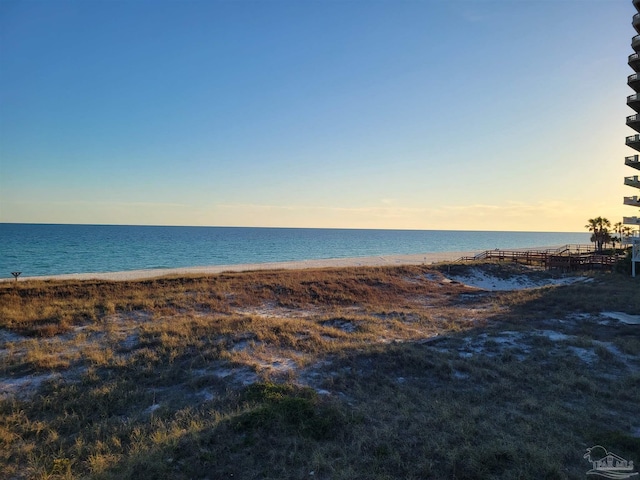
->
[0,263,639,479]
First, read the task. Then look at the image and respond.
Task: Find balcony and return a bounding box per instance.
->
[628,114,640,133]
[630,53,640,71]
[626,134,640,152]
[634,13,640,34]
[626,155,640,170]
[625,175,640,188]
[635,0,640,12]
[630,73,640,92]
[628,93,640,112]
[633,35,640,52]
[625,196,640,207]
[623,216,640,226]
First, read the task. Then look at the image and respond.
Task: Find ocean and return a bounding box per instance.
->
[0,223,591,279]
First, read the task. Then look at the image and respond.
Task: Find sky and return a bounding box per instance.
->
[0,0,636,232]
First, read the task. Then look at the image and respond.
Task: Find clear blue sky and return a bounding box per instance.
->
[0,0,633,231]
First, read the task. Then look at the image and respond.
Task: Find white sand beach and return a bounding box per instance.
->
[8,251,480,282]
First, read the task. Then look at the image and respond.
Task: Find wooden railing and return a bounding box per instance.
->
[546,254,618,271]
[456,244,594,262]
[455,244,621,271]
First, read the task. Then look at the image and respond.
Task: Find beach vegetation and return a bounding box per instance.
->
[0,263,638,479]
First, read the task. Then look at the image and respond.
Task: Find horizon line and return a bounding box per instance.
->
[0,222,588,235]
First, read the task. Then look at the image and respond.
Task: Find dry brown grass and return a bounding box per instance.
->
[0,264,638,479]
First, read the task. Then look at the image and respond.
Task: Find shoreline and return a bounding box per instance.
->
[2,244,580,283]
[4,251,481,282]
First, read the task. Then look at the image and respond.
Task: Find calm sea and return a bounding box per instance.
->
[0,224,591,279]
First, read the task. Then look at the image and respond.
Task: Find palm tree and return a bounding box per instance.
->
[614,221,624,238]
[585,216,611,252]
[611,235,620,251]
[610,222,623,252]
[614,224,635,248]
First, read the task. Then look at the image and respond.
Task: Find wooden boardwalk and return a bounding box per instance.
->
[456,244,619,271]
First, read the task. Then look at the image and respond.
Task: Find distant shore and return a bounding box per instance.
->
[5,251,481,282]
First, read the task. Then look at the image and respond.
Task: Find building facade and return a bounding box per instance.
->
[626,0,640,276]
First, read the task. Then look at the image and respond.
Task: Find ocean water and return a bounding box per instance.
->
[0,224,591,279]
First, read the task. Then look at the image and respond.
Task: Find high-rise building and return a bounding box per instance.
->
[625,0,640,276]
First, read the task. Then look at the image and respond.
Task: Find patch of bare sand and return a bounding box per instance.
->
[601,311,640,325]
[445,267,588,291]
[0,373,60,400]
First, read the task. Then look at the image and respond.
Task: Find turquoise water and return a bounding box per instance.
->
[0,224,591,279]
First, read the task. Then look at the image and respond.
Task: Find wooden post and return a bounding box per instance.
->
[11,272,21,282]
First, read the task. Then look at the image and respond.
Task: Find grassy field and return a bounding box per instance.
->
[1,263,639,479]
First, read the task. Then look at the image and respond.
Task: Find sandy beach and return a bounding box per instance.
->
[8,250,480,282]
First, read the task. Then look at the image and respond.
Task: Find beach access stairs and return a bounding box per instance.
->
[456,244,620,271]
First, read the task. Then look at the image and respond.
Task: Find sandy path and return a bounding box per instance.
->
[7,251,479,282]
